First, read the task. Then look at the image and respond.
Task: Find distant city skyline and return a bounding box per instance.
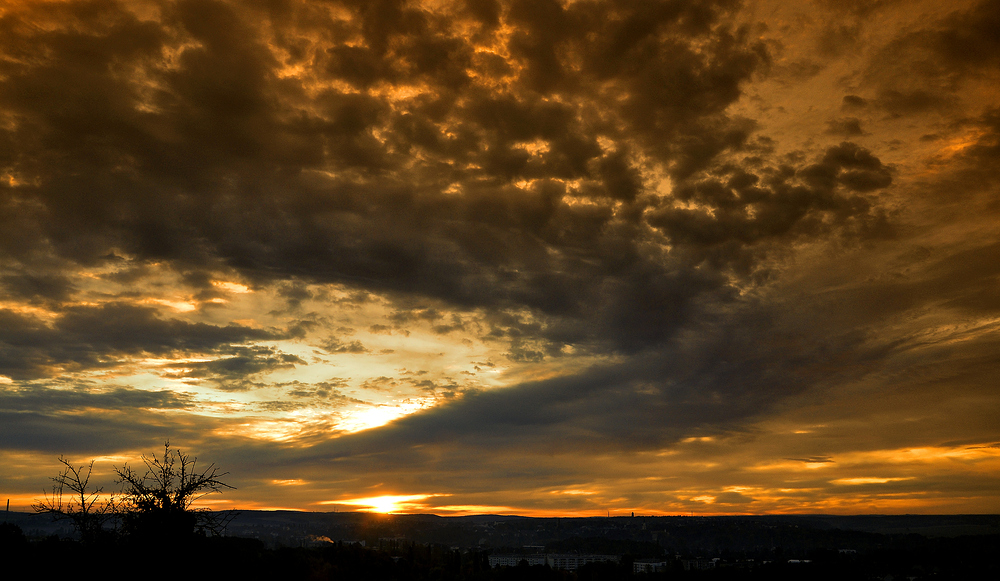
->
[2,0,999,515]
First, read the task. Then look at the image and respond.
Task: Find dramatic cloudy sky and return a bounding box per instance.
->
[2,0,999,515]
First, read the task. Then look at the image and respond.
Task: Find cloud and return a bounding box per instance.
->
[0,273,77,304]
[320,338,370,354]
[841,95,868,111]
[0,384,209,455]
[0,0,771,360]
[646,142,892,280]
[0,385,193,414]
[826,117,864,136]
[0,303,278,379]
[714,491,753,504]
[304,299,883,460]
[178,345,306,389]
[852,1,999,118]
[3,0,1000,514]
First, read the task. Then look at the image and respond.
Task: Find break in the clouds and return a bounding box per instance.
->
[1,0,999,515]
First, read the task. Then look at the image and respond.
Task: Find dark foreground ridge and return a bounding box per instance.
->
[3,512,998,580]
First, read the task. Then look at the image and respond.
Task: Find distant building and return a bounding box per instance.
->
[633,559,669,573]
[681,558,716,571]
[488,554,547,567]
[488,553,619,570]
[546,554,619,570]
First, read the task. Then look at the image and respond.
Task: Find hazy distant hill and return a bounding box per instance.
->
[7,510,998,548]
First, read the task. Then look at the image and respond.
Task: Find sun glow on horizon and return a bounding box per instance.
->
[325,494,438,513]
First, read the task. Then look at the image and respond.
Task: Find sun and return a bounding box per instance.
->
[330,494,433,513]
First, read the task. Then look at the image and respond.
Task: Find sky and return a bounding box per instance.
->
[1,0,999,516]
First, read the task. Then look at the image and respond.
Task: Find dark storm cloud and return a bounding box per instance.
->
[958,108,1000,177]
[320,337,369,354]
[841,95,868,111]
[277,281,313,310]
[874,89,954,115]
[0,303,278,379]
[826,117,864,136]
[176,345,306,390]
[915,0,1000,73]
[714,491,753,504]
[646,142,891,279]
[0,384,213,455]
[897,240,1000,316]
[0,0,788,362]
[787,456,834,464]
[304,301,883,463]
[0,273,77,304]
[0,385,193,414]
[284,379,358,401]
[0,410,167,455]
[816,0,904,17]
[280,244,1000,495]
[0,0,905,431]
[909,107,1000,206]
[857,0,999,116]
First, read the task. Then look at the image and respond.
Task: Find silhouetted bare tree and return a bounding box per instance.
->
[33,457,116,542]
[115,442,235,539]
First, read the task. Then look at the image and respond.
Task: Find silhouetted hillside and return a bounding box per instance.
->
[3,512,998,580]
